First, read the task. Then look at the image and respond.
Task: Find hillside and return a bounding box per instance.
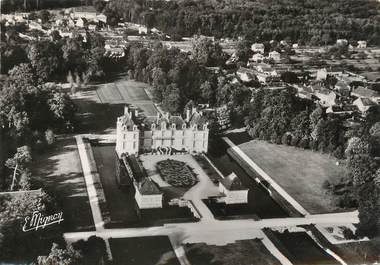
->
[102,0,380,44]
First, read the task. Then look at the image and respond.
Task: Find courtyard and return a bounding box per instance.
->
[140,154,221,221]
[92,144,198,228]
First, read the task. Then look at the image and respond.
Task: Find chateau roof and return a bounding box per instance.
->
[189,111,208,127]
[221,172,245,191]
[143,114,185,130]
[119,113,135,130]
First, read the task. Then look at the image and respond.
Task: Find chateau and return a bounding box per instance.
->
[116,106,209,156]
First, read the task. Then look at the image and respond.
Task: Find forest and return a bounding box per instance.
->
[101,0,380,45]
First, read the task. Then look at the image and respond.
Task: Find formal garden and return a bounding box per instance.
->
[156,159,198,187]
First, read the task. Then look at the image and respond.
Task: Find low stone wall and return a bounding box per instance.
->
[76,136,111,228]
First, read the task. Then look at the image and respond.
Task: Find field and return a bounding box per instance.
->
[32,137,94,232]
[185,239,281,265]
[110,237,180,265]
[96,79,157,116]
[236,139,347,214]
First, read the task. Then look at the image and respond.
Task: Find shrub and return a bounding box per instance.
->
[157,159,198,187]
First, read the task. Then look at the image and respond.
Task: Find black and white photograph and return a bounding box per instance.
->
[1,0,380,264]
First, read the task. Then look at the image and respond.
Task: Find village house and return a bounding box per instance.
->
[75,17,87,28]
[353,97,377,113]
[351,86,380,103]
[336,39,348,46]
[249,53,265,63]
[96,14,107,23]
[357,41,367,48]
[334,80,351,96]
[251,43,265,54]
[313,87,337,107]
[326,105,358,115]
[218,173,248,204]
[268,51,281,62]
[236,67,256,82]
[71,6,97,20]
[316,68,328,80]
[115,107,209,156]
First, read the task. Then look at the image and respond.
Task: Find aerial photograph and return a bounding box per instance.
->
[1,0,380,264]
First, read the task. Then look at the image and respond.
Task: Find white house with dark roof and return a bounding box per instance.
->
[219,172,248,204]
[268,51,281,62]
[353,97,377,113]
[116,106,209,156]
[134,178,163,209]
[351,86,380,102]
[251,43,265,54]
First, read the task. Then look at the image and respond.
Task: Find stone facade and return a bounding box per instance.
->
[116,107,209,156]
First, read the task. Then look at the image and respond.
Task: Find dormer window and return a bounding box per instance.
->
[193,124,197,130]
[133,125,138,131]
[172,123,176,129]
[151,123,156,130]
[161,122,166,130]
[182,123,186,130]
[203,123,208,130]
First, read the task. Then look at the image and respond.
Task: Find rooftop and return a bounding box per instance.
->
[137,178,161,195]
[221,173,246,191]
[352,86,380,98]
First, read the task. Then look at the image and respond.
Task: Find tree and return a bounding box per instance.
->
[151,67,167,102]
[200,81,214,103]
[280,71,299,84]
[28,40,62,81]
[192,37,225,66]
[162,84,181,113]
[37,243,83,265]
[5,145,32,171]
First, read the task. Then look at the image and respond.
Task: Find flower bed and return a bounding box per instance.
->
[156,159,198,187]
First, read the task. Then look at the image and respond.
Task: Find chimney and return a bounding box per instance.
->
[124,106,129,115]
[192,106,197,115]
[186,109,191,122]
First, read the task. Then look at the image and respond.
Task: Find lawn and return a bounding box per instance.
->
[236,138,347,214]
[96,79,157,116]
[32,137,94,232]
[185,239,281,265]
[110,237,180,265]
